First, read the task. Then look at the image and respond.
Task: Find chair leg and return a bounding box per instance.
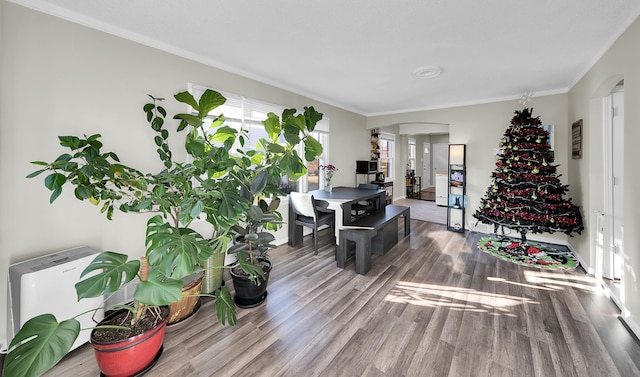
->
[331,220,336,244]
[313,227,318,255]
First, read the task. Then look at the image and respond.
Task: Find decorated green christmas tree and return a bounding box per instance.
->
[473,107,584,246]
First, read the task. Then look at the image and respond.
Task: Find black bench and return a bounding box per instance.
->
[336,205,410,275]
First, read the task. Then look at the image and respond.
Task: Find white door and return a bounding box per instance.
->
[611,87,624,280]
[433,143,448,175]
[602,85,624,282]
[423,142,431,187]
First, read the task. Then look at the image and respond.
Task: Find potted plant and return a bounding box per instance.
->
[225,105,326,308]
[4,89,323,377]
[228,197,281,308]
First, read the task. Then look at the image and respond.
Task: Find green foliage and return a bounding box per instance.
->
[233,253,267,285]
[4,315,80,377]
[75,252,140,300]
[9,88,324,377]
[145,215,213,279]
[134,269,184,306]
[214,286,236,326]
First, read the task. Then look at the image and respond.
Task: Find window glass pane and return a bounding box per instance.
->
[307,159,320,191]
[409,138,416,171]
[309,131,329,191]
[379,133,394,180]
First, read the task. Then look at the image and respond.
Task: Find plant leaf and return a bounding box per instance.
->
[145,215,212,279]
[304,135,323,162]
[26,169,47,179]
[249,171,268,195]
[235,253,265,283]
[303,106,323,131]
[173,113,203,129]
[262,113,281,142]
[75,252,140,300]
[133,269,183,306]
[197,89,227,118]
[189,200,205,219]
[214,286,237,326]
[173,91,198,110]
[209,126,237,144]
[4,314,79,377]
[44,173,66,191]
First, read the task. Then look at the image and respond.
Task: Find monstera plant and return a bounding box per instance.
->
[4,88,324,377]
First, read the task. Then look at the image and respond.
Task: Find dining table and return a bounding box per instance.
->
[288,186,387,246]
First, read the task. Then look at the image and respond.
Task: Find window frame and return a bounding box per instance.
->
[379,132,395,181]
[408,137,416,172]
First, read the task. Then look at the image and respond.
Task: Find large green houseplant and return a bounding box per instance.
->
[4,89,323,377]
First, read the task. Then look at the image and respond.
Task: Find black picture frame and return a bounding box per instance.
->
[572,119,583,159]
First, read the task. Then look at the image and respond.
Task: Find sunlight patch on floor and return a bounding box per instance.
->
[428,230,455,251]
[385,281,538,316]
[523,269,599,293]
[487,276,555,291]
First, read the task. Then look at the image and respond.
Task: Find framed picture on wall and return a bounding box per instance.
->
[543,124,554,151]
[572,119,583,159]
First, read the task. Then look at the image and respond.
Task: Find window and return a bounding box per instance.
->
[408,138,416,172]
[379,132,395,180]
[280,130,329,192]
[189,84,329,194]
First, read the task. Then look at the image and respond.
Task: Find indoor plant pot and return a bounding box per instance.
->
[167,272,204,325]
[228,204,280,309]
[91,306,169,377]
[229,257,272,308]
[202,252,226,294]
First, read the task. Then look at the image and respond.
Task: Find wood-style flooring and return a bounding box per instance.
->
[35,220,640,376]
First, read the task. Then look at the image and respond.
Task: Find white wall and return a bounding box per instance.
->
[568,15,640,333]
[0,3,367,341]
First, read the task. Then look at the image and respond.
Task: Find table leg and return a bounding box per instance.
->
[403,208,411,236]
[288,203,303,246]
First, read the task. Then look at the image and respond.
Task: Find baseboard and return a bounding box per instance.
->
[620,315,640,345]
[596,276,640,344]
[565,242,594,274]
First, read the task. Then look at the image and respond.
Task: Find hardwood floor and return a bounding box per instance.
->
[39,219,640,376]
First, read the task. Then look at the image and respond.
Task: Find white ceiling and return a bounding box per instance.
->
[11,0,640,116]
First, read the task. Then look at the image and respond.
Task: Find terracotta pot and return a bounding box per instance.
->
[230,258,272,308]
[90,308,168,377]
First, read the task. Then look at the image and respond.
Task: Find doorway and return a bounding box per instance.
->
[433,143,448,176]
[423,142,431,187]
[602,83,624,304]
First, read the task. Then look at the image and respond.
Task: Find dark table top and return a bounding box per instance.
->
[307,187,384,202]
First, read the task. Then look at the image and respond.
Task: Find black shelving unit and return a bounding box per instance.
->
[371,180,393,204]
[355,171,378,186]
[447,144,466,232]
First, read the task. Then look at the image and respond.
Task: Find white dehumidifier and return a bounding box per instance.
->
[7,246,105,352]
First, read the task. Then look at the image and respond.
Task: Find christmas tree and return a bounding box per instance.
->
[473,108,584,245]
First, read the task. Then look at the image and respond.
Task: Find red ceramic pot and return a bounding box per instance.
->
[90,309,167,377]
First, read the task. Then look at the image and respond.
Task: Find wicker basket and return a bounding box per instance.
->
[168,273,204,324]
